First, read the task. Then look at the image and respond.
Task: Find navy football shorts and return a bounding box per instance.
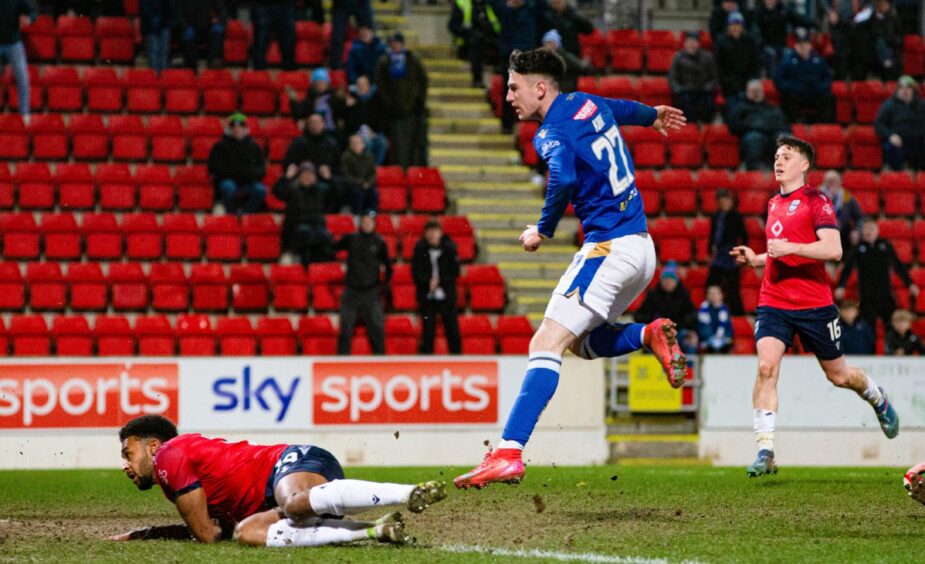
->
[754,305,843,361]
[265,445,345,506]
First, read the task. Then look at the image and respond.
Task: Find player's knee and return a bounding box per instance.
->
[824,366,851,387]
[756,359,778,382]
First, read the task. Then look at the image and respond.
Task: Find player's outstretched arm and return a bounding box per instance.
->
[107,524,193,541]
[731,246,766,268]
[652,106,686,136]
[175,487,223,543]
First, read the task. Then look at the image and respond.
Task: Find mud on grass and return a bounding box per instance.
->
[2,466,925,563]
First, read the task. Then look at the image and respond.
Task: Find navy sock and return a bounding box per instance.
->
[501,353,562,447]
[581,323,646,359]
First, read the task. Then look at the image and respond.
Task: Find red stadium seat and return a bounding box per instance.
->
[270,264,308,311]
[96,16,135,62]
[0,114,28,160]
[842,170,880,213]
[14,161,55,210]
[67,263,107,312]
[150,263,189,312]
[732,170,775,192]
[135,315,175,356]
[187,116,225,163]
[148,115,188,164]
[109,262,149,311]
[10,315,50,356]
[578,29,608,70]
[0,212,40,259]
[598,76,638,99]
[608,29,643,72]
[847,125,882,170]
[850,80,888,124]
[643,29,678,74]
[94,315,135,356]
[263,117,300,161]
[52,316,93,356]
[190,263,229,312]
[22,15,57,62]
[738,189,771,215]
[124,68,161,113]
[0,163,12,209]
[163,213,202,260]
[298,316,337,355]
[83,212,122,260]
[230,264,269,312]
[808,124,848,169]
[390,263,417,312]
[466,264,506,311]
[161,69,200,114]
[95,162,137,212]
[57,15,94,61]
[56,162,95,210]
[496,315,533,354]
[702,124,740,168]
[223,20,250,64]
[880,171,917,217]
[307,262,345,311]
[240,70,279,115]
[84,67,123,112]
[203,215,243,261]
[42,67,82,111]
[257,317,297,355]
[177,313,216,356]
[243,214,281,261]
[217,317,258,356]
[408,166,447,212]
[384,315,417,354]
[123,213,162,260]
[69,113,109,160]
[109,114,148,161]
[0,262,25,310]
[459,315,496,354]
[176,165,214,210]
[41,212,81,261]
[639,77,672,106]
[200,69,238,114]
[27,113,67,161]
[625,127,666,168]
[26,262,66,311]
[667,124,702,168]
[136,163,177,210]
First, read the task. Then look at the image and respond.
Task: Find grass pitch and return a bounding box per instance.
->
[1,465,924,563]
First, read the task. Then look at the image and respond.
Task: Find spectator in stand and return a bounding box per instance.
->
[346,25,386,85]
[819,0,867,80]
[709,0,743,42]
[207,113,267,215]
[773,28,835,124]
[283,113,342,211]
[341,133,378,215]
[412,219,461,355]
[177,0,226,69]
[707,189,748,315]
[336,212,391,356]
[273,161,333,266]
[287,67,343,133]
[296,0,325,23]
[748,0,816,74]
[875,76,925,171]
[835,218,919,330]
[819,170,863,254]
[343,75,389,165]
[376,33,429,168]
[329,0,373,70]
[668,31,718,124]
[858,0,903,81]
[698,285,734,354]
[252,0,296,70]
[140,0,176,74]
[729,79,791,170]
[715,11,761,112]
[0,0,36,123]
[634,261,699,354]
[839,299,876,355]
[448,0,500,88]
[539,0,592,58]
[540,29,588,93]
[885,309,925,355]
[488,0,544,134]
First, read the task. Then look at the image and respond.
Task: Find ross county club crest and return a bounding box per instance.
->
[787,199,801,215]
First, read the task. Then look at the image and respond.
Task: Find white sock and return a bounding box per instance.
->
[753,409,776,452]
[859,376,885,410]
[266,518,372,547]
[308,480,415,516]
[497,439,524,451]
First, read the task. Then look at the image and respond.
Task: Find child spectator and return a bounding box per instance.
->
[884,309,925,355]
[839,299,875,355]
[697,285,734,354]
[341,134,378,215]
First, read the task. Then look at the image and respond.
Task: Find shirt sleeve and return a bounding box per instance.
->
[154,444,201,502]
[812,193,838,230]
[592,95,657,127]
[535,130,576,239]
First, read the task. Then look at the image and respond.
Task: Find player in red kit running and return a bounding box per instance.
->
[111,415,446,547]
[731,136,899,478]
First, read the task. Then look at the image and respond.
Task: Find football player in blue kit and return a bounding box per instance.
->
[455,47,688,489]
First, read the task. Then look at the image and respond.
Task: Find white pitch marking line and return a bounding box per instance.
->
[438,543,699,564]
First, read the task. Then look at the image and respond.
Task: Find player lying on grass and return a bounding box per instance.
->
[111,414,446,547]
[454,47,688,489]
[731,136,899,478]
[905,462,925,506]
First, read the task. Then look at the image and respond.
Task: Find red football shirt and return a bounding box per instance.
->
[759,185,838,310]
[153,434,287,522]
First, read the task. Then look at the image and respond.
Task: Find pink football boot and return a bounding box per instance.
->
[644,318,687,388]
[453,448,525,489]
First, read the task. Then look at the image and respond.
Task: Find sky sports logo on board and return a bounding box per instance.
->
[313,361,498,425]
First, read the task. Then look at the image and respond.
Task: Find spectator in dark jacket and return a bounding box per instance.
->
[819,170,864,254]
[709,0,743,41]
[715,11,760,104]
[283,113,344,211]
[207,113,267,214]
[749,0,816,74]
[0,0,36,121]
[885,309,925,355]
[835,218,919,329]
[140,0,176,74]
[819,0,868,80]
[288,67,344,132]
[858,0,903,80]
[668,32,718,124]
[489,0,544,133]
[341,134,378,215]
[839,299,875,355]
[272,161,333,266]
[376,33,429,167]
[539,0,593,57]
[329,0,373,70]
[177,0,226,69]
[252,0,296,70]
[336,212,391,355]
[412,219,461,355]
[448,0,500,88]
[541,29,588,93]
[634,262,699,354]
[773,30,835,123]
[707,189,748,315]
[342,76,389,165]
[346,25,386,85]
[875,76,925,171]
[698,285,734,353]
[729,79,791,170]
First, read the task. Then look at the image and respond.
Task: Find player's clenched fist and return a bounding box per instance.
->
[767,239,797,258]
[519,225,544,252]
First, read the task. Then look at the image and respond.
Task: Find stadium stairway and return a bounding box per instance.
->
[421,45,580,323]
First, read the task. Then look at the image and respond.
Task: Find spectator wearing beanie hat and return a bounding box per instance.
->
[287,67,344,131]
[540,29,589,93]
[207,112,267,215]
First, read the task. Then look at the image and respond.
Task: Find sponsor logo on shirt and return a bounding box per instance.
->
[771,220,784,237]
[592,114,605,132]
[572,99,598,121]
[823,203,833,216]
[540,140,560,156]
[536,128,547,139]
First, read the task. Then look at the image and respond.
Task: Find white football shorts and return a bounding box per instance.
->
[545,232,656,338]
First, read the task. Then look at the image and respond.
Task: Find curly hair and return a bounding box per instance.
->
[508,48,565,83]
[119,415,178,443]
[776,135,815,168]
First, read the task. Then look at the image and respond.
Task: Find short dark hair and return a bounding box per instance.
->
[424,218,442,232]
[508,48,565,84]
[776,135,814,168]
[119,415,178,443]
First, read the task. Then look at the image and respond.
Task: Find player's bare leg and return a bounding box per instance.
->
[818,357,899,438]
[748,337,785,477]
